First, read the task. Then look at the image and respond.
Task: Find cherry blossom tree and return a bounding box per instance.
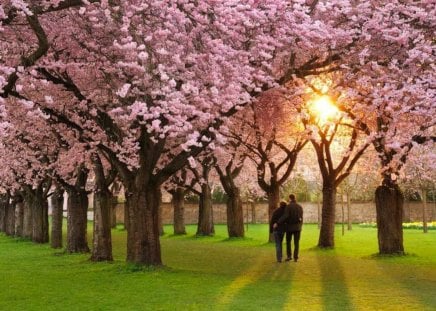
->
[402,144,436,233]
[2,0,433,264]
[230,92,308,241]
[213,136,247,238]
[334,1,435,253]
[2,0,349,265]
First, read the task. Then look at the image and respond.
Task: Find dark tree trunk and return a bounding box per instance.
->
[267,185,280,242]
[32,186,49,243]
[197,184,214,236]
[250,201,256,224]
[14,196,24,237]
[5,193,15,236]
[50,187,64,249]
[92,188,113,261]
[226,187,244,238]
[124,189,129,231]
[172,188,186,235]
[90,155,113,261]
[375,183,404,254]
[318,180,336,248]
[23,193,33,239]
[0,194,6,233]
[125,182,162,265]
[347,192,352,231]
[66,188,90,253]
[422,189,428,234]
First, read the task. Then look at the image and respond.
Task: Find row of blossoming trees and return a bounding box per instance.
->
[0,0,434,265]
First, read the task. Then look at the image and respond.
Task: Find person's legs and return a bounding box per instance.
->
[293,230,301,261]
[274,231,284,262]
[285,230,292,261]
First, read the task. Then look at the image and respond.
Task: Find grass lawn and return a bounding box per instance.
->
[0,223,435,310]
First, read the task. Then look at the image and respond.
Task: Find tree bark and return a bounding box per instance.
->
[172,187,186,235]
[22,193,33,239]
[318,180,336,248]
[14,196,24,237]
[375,184,404,254]
[0,194,6,233]
[226,187,244,238]
[5,193,15,236]
[422,189,428,234]
[50,187,64,249]
[66,188,90,253]
[92,188,113,261]
[125,182,162,265]
[251,201,256,224]
[90,156,114,261]
[32,185,49,243]
[347,192,352,230]
[196,184,214,236]
[110,195,117,228]
[317,194,321,229]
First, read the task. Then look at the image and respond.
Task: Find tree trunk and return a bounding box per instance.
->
[317,193,321,229]
[197,184,214,236]
[110,195,117,228]
[341,192,345,236]
[14,197,24,237]
[66,188,90,253]
[432,190,435,222]
[375,184,404,255]
[124,191,129,231]
[23,193,33,239]
[267,185,280,242]
[250,201,256,224]
[226,187,244,238]
[422,189,428,234]
[51,187,64,248]
[0,194,6,233]
[5,194,15,236]
[318,181,336,248]
[172,188,186,235]
[91,188,113,261]
[125,182,162,265]
[347,192,352,230]
[32,186,49,243]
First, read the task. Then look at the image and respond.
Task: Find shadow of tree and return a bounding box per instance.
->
[316,252,354,311]
[214,257,295,310]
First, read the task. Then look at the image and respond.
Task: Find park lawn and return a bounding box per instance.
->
[0,224,435,311]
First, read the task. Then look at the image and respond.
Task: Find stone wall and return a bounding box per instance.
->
[114,201,436,225]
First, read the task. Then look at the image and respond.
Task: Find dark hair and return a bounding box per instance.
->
[279,201,287,208]
[289,194,296,202]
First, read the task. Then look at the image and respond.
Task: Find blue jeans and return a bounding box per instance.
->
[273,231,285,262]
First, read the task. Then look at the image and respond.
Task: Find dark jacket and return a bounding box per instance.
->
[270,206,286,233]
[277,202,303,232]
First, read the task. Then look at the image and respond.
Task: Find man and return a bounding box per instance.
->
[270,201,287,263]
[274,194,303,262]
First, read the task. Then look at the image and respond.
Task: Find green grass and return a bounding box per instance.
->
[1,224,435,310]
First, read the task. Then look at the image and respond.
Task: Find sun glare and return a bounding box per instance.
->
[309,95,339,122]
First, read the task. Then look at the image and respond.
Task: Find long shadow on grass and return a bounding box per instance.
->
[373,255,436,309]
[316,250,354,311]
[213,256,295,310]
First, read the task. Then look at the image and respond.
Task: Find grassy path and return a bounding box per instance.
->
[1,224,435,310]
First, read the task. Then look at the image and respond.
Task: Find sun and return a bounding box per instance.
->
[309,95,339,123]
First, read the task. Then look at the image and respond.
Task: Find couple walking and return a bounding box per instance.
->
[270,194,303,263]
